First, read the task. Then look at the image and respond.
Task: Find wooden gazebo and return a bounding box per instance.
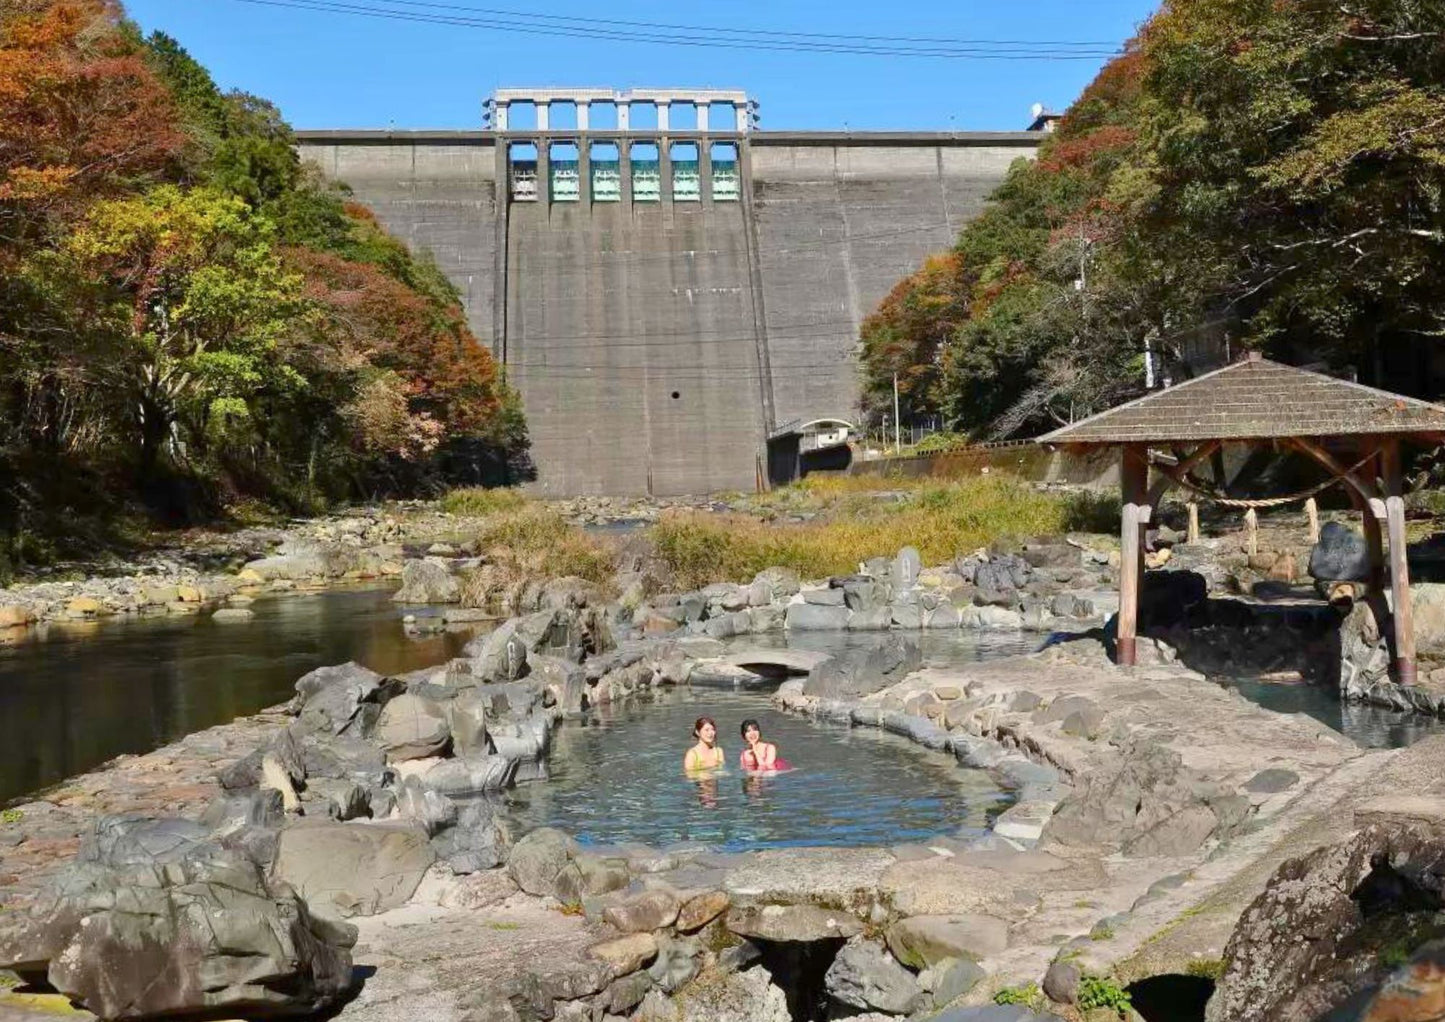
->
[1040,353,1445,683]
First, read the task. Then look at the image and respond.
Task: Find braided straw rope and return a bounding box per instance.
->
[1158,451,1379,509]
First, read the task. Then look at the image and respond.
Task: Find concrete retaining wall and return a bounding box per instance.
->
[850,446,1121,489]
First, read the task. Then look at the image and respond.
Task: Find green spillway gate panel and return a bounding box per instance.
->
[633,160,661,202]
[673,160,700,201]
[550,160,580,202]
[591,161,621,202]
[713,162,740,201]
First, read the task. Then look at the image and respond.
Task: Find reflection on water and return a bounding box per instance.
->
[502,689,1007,851]
[0,588,483,804]
[1223,678,1445,749]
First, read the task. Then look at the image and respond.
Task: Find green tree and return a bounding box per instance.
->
[62,185,304,472]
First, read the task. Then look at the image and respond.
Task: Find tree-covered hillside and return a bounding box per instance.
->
[860,0,1445,439]
[0,0,528,572]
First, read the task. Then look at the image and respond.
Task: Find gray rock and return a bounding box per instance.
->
[303,778,369,821]
[803,635,922,700]
[727,903,863,942]
[446,691,490,757]
[290,662,401,737]
[554,853,630,902]
[921,957,986,1006]
[895,546,923,589]
[507,826,577,896]
[374,691,451,760]
[646,934,701,993]
[79,816,212,868]
[885,914,1009,968]
[1022,543,1080,570]
[786,602,852,631]
[603,890,681,933]
[847,605,894,631]
[200,789,285,838]
[825,937,923,1014]
[1244,768,1300,794]
[1043,737,1250,857]
[394,776,458,835]
[1205,818,1445,1022]
[299,734,389,788]
[392,557,460,604]
[0,830,355,1018]
[211,607,255,623]
[975,555,1031,592]
[1308,521,1371,583]
[272,820,434,918]
[802,587,847,606]
[1042,958,1080,1004]
[422,754,520,796]
[432,800,507,874]
[891,603,923,629]
[931,1008,1055,1022]
[603,971,655,1014]
[752,567,802,601]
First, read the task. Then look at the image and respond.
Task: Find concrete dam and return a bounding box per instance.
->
[297,88,1043,496]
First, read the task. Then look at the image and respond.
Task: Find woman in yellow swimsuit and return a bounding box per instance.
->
[684,716,724,771]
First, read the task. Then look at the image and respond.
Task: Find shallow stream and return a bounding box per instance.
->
[0,588,480,804]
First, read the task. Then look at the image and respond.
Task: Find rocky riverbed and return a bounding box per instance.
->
[7,507,1445,1020]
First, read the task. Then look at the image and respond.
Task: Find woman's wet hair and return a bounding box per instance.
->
[693,716,716,738]
[740,718,760,739]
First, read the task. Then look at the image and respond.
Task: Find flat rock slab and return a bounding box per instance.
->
[727,903,863,942]
[273,821,435,917]
[886,914,1010,968]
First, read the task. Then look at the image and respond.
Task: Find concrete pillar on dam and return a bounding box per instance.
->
[296,90,1042,496]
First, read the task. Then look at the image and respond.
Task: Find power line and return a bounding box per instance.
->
[344,0,1120,49]
[224,0,1123,59]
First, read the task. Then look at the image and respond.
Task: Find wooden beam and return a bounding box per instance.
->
[1118,444,1150,667]
[1382,439,1417,685]
[1147,440,1221,507]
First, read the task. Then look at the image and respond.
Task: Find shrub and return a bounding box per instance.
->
[441,486,528,516]
[465,505,615,590]
[993,982,1040,1006]
[1078,974,1133,1014]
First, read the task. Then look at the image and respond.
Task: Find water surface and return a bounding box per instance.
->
[1222,678,1445,750]
[502,689,1008,851]
[0,588,479,804]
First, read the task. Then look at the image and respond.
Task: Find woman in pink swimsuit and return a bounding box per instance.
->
[739,719,791,772]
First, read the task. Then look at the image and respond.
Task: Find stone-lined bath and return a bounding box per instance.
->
[500,689,1008,851]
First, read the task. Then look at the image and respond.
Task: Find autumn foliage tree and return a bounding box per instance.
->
[861,0,1445,440]
[0,0,528,572]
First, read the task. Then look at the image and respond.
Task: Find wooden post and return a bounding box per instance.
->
[1244,508,1259,556]
[1305,497,1319,545]
[1187,502,1200,544]
[1382,439,1417,685]
[1118,445,1149,666]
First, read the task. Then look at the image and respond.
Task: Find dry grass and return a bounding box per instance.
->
[457,504,615,607]
[651,476,1117,589]
[440,486,528,516]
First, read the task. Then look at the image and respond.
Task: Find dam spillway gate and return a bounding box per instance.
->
[297,88,1042,496]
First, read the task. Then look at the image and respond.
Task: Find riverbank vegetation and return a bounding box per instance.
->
[860,0,1445,439]
[0,0,529,579]
[446,477,1117,595]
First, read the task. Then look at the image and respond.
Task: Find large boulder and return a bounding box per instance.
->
[785,602,852,631]
[885,915,1009,968]
[242,538,362,581]
[271,820,434,918]
[421,754,519,796]
[1308,521,1371,583]
[507,826,577,896]
[0,819,355,1018]
[803,635,922,700]
[1206,814,1445,1022]
[825,937,924,1014]
[391,557,461,604]
[290,662,402,737]
[1043,738,1249,857]
[974,555,1031,593]
[431,800,507,874]
[445,691,490,757]
[373,691,451,760]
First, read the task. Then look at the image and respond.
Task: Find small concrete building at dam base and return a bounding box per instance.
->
[296,88,1045,497]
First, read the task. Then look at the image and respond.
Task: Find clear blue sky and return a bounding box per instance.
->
[122,0,1159,132]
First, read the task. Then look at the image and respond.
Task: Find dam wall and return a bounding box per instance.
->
[296,127,1039,495]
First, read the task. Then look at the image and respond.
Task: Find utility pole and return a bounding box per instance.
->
[893,373,901,453]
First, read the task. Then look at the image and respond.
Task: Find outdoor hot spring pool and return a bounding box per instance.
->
[498,689,1010,851]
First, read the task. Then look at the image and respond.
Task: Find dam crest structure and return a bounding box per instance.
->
[297,88,1044,496]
